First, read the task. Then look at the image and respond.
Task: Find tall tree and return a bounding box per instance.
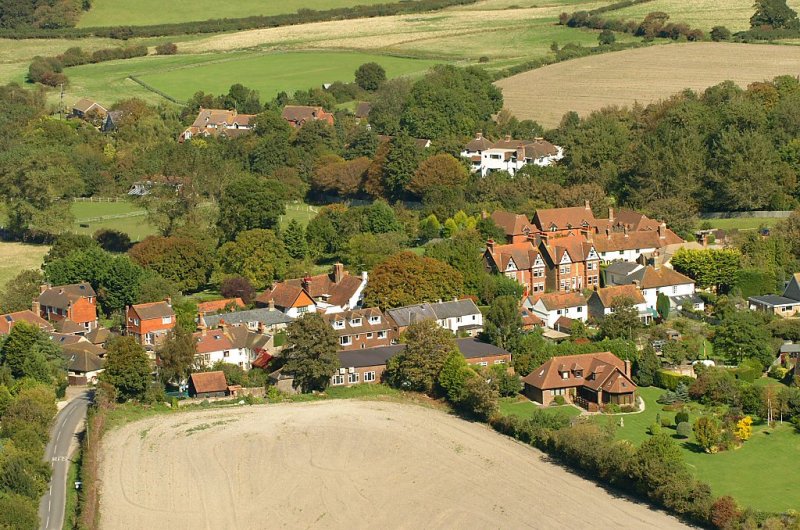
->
[354,62,386,91]
[363,252,463,309]
[751,0,800,29]
[407,153,469,197]
[0,269,44,313]
[216,229,290,290]
[483,295,522,349]
[0,322,61,383]
[599,298,643,340]
[283,314,339,392]
[281,219,308,260]
[382,133,423,200]
[386,320,457,394]
[129,236,213,293]
[158,326,196,386]
[102,336,151,402]
[217,176,286,241]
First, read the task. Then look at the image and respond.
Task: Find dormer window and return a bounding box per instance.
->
[574,370,583,378]
[561,371,569,380]
[350,318,362,327]
[333,320,345,329]
[369,316,380,324]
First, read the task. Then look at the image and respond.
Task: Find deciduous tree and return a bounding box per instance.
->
[216,229,290,290]
[363,252,463,309]
[386,320,456,394]
[158,326,196,386]
[217,176,285,241]
[283,314,339,392]
[102,336,151,402]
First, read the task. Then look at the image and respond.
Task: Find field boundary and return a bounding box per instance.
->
[128,76,184,104]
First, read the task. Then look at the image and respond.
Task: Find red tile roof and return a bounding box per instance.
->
[189,371,228,394]
[534,292,586,311]
[0,310,53,335]
[490,211,533,237]
[486,241,541,271]
[533,205,595,232]
[522,352,635,394]
[197,298,245,315]
[593,285,645,307]
[130,301,174,320]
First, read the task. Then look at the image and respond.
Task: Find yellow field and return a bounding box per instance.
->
[0,242,48,289]
[496,42,800,128]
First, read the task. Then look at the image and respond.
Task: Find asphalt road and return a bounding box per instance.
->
[38,390,92,530]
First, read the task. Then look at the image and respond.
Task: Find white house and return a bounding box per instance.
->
[592,224,683,264]
[193,326,272,371]
[256,264,367,316]
[606,264,703,313]
[524,292,587,329]
[461,134,564,177]
[387,299,483,336]
[587,285,653,324]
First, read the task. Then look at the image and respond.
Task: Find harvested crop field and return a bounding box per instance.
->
[497,42,800,128]
[99,400,688,529]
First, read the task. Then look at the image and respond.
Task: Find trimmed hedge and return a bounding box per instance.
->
[655,369,695,391]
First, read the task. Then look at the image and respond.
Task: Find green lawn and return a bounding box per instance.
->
[78,0,397,27]
[698,217,784,231]
[70,200,157,242]
[280,201,319,229]
[498,396,582,421]
[0,242,49,289]
[605,386,800,513]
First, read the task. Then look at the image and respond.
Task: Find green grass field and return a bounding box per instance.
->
[280,201,319,229]
[498,396,583,420]
[0,242,49,289]
[78,0,395,27]
[698,217,784,231]
[610,0,800,31]
[603,386,800,512]
[70,200,157,241]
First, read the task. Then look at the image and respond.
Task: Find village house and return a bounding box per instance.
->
[483,239,546,296]
[386,299,483,336]
[192,325,271,371]
[197,298,245,315]
[749,272,800,317]
[489,210,534,243]
[531,202,597,235]
[202,307,294,334]
[354,101,372,124]
[322,307,395,350]
[538,232,600,292]
[522,352,636,410]
[606,263,703,313]
[257,264,367,315]
[330,338,511,387]
[36,282,98,332]
[587,285,652,324]
[126,300,175,348]
[101,110,124,132]
[593,223,683,264]
[524,292,587,329]
[0,310,53,335]
[62,348,104,385]
[71,98,107,120]
[179,108,256,142]
[281,105,335,128]
[188,371,229,399]
[461,134,564,176]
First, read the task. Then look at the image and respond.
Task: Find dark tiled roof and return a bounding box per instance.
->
[39,282,96,309]
[749,295,800,307]
[204,308,294,328]
[130,301,174,320]
[337,339,509,368]
[386,299,480,327]
[54,318,86,334]
[62,350,104,373]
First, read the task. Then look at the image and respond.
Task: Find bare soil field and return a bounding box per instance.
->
[497,42,800,128]
[99,400,688,529]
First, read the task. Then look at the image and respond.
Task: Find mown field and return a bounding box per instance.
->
[497,42,800,127]
[0,242,48,290]
[71,200,157,241]
[78,0,394,27]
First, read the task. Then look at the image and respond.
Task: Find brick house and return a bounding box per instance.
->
[532,201,597,235]
[179,108,255,142]
[322,307,395,350]
[126,300,175,348]
[538,233,600,292]
[522,352,636,409]
[37,282,98,332]
[483,239,546,296]
[255,284,316,317]
[257,263,367,315]
[0,310,54,335]
[330,338,511,387]
[188,371,229,398]
[281,105,335,128]
[489,210,535,243]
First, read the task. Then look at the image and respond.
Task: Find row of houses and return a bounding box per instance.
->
[178,105,335,142]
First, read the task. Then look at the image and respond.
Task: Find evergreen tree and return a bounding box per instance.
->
[0,322,60,383]
[634,346,661,387]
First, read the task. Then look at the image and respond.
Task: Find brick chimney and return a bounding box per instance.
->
[31,300,41,316]
[268,299,275,311]
[302,275,311,291]
[333,263,345,284]
[197,313,207,331]
[476,132,483,139]
[39,284,49,294]
[624,360,631,377]
[608,207,615,223]
[486,239,495,252]
[165,297,172,307]
[658,222,666,239]
[584,200,591,211]
[504,134,511,141]
[623,226,629,238]
[605,227,612,240]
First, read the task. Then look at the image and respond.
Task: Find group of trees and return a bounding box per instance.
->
[28,44,148,86]
[0,322,66,529]
[0,0,86,30]
[561,9,705,42]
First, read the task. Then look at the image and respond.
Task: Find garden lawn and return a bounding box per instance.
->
[698,217,784,231]
[607,386,800,513]
[78,0,395,27]
[70,200,157,242]
[498,396,582,421]
[0,242,49,289]
[280,202,320,229]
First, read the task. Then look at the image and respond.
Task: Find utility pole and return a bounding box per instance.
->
[59,83,64,119]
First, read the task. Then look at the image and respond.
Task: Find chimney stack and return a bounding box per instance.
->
[608,207,615,223]
[302,275,311,291]
[333,263,344,284]
[658,222,666,239]
[584,200,591,211]
[605,227,611,240]
[32,300,41,316]
[624,360,632,377]
[197,313,207,331]
[486,239,495,252]
[39,284,49,294]
[268,299,275,311]
[623,226,629,238]
[476,132,483,139]
[504,134,511,142]
[166,297,172,307]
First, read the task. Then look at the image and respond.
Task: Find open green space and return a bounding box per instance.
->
[0,242,49,289]
[70,200,157,242]
[602,386,800,513]
[280,201,319,229]
[498,396,583,420]
[698,217,785,231]
[78,0,395,27]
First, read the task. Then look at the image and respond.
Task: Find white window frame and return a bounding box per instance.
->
[348,372,359,384]
[364,371,376,382]
[340,335,352,346]
[161,316,172,325]
[350,318,362,327]
[332,374,345,386]
[369,316,380,324]
[377,330,387,339]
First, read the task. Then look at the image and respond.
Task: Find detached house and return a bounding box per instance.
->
[461,134,564,176]
[126,300,175,348]
[322,307,395,350]
[256,264,367,315]
[71,98,107,119]
[587,285,652,324]
[387,299,483,336]
[538,233,600,292]
[281,105,335,128]
[0,310,53,335]
[606,263,702,313]
[483,239,546,296]
[593,224,682,264]
[179,108,255,142]
[36,283,98,332]
[525,292,587,329]
[750,273,800,317]
[193,325,271,371]
[203,308,294,334]
[522,352,636,410]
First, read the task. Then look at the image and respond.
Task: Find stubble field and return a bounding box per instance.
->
[99,400,688,529]
[497,42,800,127]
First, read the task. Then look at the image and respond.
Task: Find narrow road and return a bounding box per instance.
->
[39,390,93,530]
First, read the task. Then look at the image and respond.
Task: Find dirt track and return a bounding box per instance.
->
[99,400,689,529]
[497,42,800,128]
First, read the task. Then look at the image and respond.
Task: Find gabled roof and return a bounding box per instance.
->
[465,133,494,152]
[54,318,86,334]
[62,340,105,358]
[783,273,800,301]
[130,301,174,320]
[605,261,642,277]
[486,242,542,271]
[490,211,533,237]
[322,307,393,336]
[62,350,104,373]
[194,329,235,354]
[283,269,364,308]
[73,98,106,113]
[39,282,96,309]
[628,266,694,289]
[0,310,53,334]
[86,327,111,345]
[533,205,595,232]
[190,108,255,129]
[386,299,480,327]
[256,283,310,309]
[539,233,596,265]
[355,102,372,119]
[197,298,245,315]
[592,285,646,308]
[522,352,634,393]
[205,308,294,329]
[336,339,509,368]
[533,292,586,311]
[189,371,228,394]
[592,228,682,252]
[281,105,334,125]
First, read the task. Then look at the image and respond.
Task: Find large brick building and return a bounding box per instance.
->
[322,307,395,350]
[483,240,546,296]
[36,282,98,332]
[126,300,175,348]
